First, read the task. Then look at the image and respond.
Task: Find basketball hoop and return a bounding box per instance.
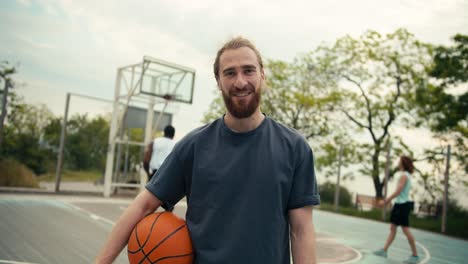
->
[103,56,195,198]
[162,94,173,101]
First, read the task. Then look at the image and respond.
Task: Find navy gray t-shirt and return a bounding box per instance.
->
[146,116,320,264]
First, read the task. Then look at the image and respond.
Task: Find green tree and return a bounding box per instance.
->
[64,114,110,170]
[415,34,467,134]
[0,61,16,149]
[310,28,433,198]
[42,117,62,151]
[1,93,55,174]
[413,34,468,203]
[319,182,353,207]
[264,59,342,139]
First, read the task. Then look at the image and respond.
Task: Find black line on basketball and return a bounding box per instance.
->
[152,252,194,264]
[138,224,187,264]
[128,212,164,254]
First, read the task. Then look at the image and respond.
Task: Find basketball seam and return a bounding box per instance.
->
[152,252,194,264]
[138,224,188,264]
[128,212,165,254]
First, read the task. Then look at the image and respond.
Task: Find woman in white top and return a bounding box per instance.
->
[374,156,420,264]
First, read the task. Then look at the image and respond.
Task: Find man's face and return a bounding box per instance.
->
[217,47,265,119]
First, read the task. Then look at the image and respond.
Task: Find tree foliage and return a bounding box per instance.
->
[43,114,111,171]
[319,182,353,207]
[0,61,17,149]
[412,34,468,203]
[1,92,55,174]
[262,59,339,139]
[0,87,112,174]
[308,28,434,197]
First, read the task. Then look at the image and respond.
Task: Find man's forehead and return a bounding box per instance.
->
[219,47,260,69]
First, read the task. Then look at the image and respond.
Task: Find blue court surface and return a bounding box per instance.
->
[314,209,468,263]
[0,194,467,264]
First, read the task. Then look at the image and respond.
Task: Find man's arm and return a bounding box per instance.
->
[95,189,162,264]
[289,205,316,264]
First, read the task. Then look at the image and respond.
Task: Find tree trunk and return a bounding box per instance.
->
[0,79,10,149]
[372,144,383,198]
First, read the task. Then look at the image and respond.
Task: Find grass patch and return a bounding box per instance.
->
[0,158,40,188]
[39,169,102,182]
[317,202,468,240]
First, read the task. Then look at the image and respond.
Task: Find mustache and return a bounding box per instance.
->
[228,86,255,95]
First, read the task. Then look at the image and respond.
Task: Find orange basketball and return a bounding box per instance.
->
[127,212,194,264]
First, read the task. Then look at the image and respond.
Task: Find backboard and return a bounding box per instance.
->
[125,106,172,130]
[136,56,195,104]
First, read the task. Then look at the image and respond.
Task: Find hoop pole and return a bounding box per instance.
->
[104,69,122,197]
[141,77,157,188]
[54,93,70,192]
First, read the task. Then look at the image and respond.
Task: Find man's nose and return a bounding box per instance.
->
[234,74,247,88]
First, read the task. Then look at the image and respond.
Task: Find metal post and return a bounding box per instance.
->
[441,145,451,233]
[141,77,157,189]
[104,69,122,197]
[334,145,343,212]
[114,128,125,183]
[382,140,392,220]
[54,93,71,192]
[123,129,130,180]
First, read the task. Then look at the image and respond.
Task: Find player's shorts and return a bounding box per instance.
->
[390,202,412,226]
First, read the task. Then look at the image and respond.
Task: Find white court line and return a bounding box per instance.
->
[416,241,431,264]
[320,245,362,264]
[66,203,116,226]
[314,236,362,264]
[66,201,188,226]
[117,201,187,211]
[0,260,39,264]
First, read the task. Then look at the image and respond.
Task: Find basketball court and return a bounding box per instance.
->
[2,57,467,264]
[0,192,467,264]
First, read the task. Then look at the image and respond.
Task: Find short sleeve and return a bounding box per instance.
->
[287,139,320,209]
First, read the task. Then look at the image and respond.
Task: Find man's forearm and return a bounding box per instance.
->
[96,191,161,263]
[290,223,317,264]
[95,203,148,263]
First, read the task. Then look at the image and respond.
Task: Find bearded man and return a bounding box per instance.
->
[96,37,320,264]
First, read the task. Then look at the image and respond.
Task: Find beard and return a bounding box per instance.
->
[222,86,261,119]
